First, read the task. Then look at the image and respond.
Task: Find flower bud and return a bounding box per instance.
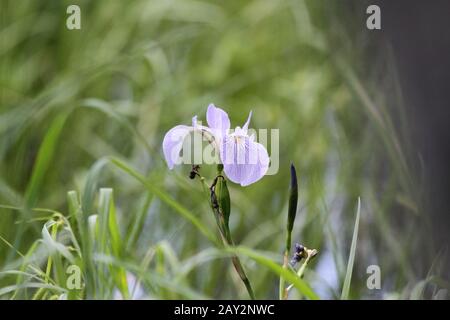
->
[286,163,298,251]
[215,175,230,226]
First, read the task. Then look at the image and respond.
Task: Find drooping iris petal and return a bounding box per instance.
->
[238,140,269,186]
[220,133,270,186]
[162,125,192,169]
[206,104,230,138]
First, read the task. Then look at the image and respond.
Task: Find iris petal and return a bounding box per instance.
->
[242,110,252,133]
[206,104,230,138]
[162,125,192,169]
[220,134,269,186]
[241,141,269,186]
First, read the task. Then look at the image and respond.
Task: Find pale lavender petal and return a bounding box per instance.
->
[241,141,269,186]
[242,110,252,132]
[162,125,192,169]
[206,104,230,138]
[220,134,269,186]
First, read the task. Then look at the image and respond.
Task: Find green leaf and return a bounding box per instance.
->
[0,283,67,297]
[93,254,208,299]
[341,197,361,300]
[125,193,153,252]
[410,279,427,300]
[97,188,129,299]
[25,114,67,207]
[82,158,110,216]
[41,220,74,263]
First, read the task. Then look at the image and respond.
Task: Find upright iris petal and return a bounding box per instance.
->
[206,104,230,140]
[242,110,252,132]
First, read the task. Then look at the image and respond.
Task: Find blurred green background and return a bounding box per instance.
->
[0,0,446,299]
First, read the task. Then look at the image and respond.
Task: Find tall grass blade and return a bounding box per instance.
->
[97,188,129,299]
[25,114,68,207]
[341,197,361,300]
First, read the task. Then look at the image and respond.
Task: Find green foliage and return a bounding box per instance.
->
[0,0,443,299]
[341,197,360,300]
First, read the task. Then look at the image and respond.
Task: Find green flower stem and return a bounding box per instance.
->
[279,250,289,300]
[280,163,298,300]
[212,208,255,299]
[196,167,255,300]
[220,222,255,300]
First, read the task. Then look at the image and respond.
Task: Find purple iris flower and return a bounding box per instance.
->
[162,104,270,186]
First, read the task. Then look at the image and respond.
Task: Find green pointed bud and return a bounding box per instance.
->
[286,163,298,251]
[215,175,231,227]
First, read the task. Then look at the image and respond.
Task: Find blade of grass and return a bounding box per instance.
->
[7,113,68,263]
[0,283,67,297]
[106,188,129,299]
[41,220,74,263]
[125,192,153,252]
[94,253,209,299]
[67,190,95,298]
[25,113,68,207]
[340,197,361,300]
[82,158,109,215]
[97,188,129,299]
